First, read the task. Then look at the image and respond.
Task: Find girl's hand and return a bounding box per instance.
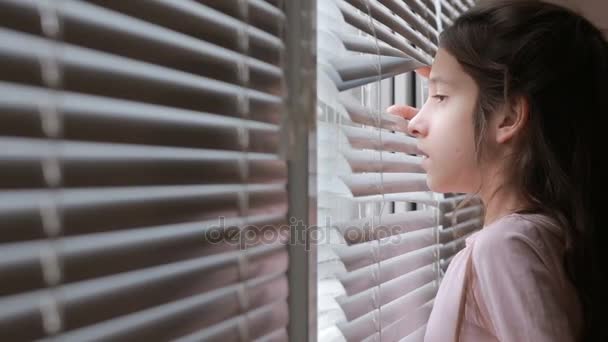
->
[415,66,431,78]
[386,104,418,120]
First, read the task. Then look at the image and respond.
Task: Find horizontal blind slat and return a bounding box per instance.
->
[353,192,438,206]
[441,205,484,226]
[336,0,432,65]
[339,246,437,296]
[439,231,473,259]
[173,300,289,342]
[341,173,429,197]
[0,185,287,242]
[1,0,283,95]
[402,0,439,28]
[331,55,422,84]
[441,0,461,19]
[335,210,436,245]
[0,213,287,296]
[48,278,288,342]
[340,125,420,154]
[378,0,439,43]
[343,0,437,56]
[438,218,482,244]
[0,138,286,188]
[339,95,410,133]
[344,150,424,174]
[254,328,289,342]
[380,282,437,329]
[368,301,433,342]
[0,245,287,337]
[335,227,437,271]
[196,0,285,37]
[85,0,284,64]
[336,32,409,58]
[338,283,436,340]
[0,28,284,124]
[0,82,280,151]
[337,264,436,320]
[398,323,427,342]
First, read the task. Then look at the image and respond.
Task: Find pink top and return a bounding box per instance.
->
[424,213,583,342]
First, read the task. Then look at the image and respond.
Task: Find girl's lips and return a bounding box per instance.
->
[416,144,428,158]
[421,155,429,169]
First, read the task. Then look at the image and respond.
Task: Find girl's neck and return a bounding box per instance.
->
[480,185,529,227]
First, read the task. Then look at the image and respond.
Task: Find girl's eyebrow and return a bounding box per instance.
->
[429,76,454,86]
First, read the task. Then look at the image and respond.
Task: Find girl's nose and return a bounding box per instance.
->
[407,109,425,138]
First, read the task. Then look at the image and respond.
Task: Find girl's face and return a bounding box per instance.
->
[407,48,482,193]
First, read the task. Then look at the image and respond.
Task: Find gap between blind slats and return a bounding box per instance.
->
[1,0,283,95]
[341,173,429,197]
[253,328,289,342]
[442,205,484,226]
[0,82,280,152]
[441,0,461,19]
[330,55,422,84]
[0,29,284,124]
[419,0,435,12]
[343,0,437,56]
[196,0,285,37]
[441,254,456,272]
[339,95,410,133]
[262,0,282,7]
[334,210,436,245]
[334,227,436,271]
[1,0,284,65]
[353,192,437,206]
[397,323,427,342]
[0,184,287,243]
[336,0,432,65]
[173,300,289,342]
[323,59,413,92]
[0,212,287,296]
[0,0,42,36]
[368,300,434,342]
[344,150,424,174]
[400,0,440,32]
[340,125,420,154]
[438,194,483,212]
[338,246,437,296]
[439,231,473,260]
[336,264,436,321]
[335,32,409,58]
[438,218,482,244]
[337,282,436,341]
[44,277,288,342]
[420,0,455,27]
[442,13,454,26]
[451,0,470,13]
[377,0,439,44]
[0,137,286,188]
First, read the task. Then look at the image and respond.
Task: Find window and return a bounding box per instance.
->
[316,1,482,341]
[0,0,481,341]
[0,0,314,340]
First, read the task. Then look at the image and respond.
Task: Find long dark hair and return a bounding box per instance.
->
[439,1,608,341]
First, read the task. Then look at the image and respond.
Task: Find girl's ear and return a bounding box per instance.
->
[495,96,529,144]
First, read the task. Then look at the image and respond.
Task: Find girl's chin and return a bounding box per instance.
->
[426,175,452,194]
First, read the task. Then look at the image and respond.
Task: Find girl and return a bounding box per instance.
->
[388,1,607,341]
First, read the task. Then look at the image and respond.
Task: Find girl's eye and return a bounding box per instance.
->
[432,95,447,103]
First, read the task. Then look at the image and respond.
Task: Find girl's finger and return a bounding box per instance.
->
[415,66,431,78]
[386,105,419,120]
